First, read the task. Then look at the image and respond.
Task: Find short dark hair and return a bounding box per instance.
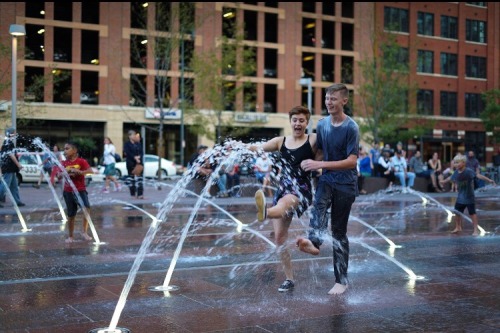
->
[325,83,349,99]
[288,105,310,121]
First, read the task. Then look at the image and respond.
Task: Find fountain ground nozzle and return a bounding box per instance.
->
[88,327,131,333]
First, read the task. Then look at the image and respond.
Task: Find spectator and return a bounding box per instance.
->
[369,140,381,176]
[391,149,415,193]
[409,150,432,179]
[396,141,407,163]
[49,144,64,186]
[377,149,395,192]
[254,152,273,197]
[226,164,241,197]
[0,127,25,207]
[428,152,444,192]
[124,129,144,199]
[357,146,371,194]
[34,143,53,189]
[188,145,208,169]
[466,150,481,189]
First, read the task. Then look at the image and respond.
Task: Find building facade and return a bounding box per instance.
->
[0,2,498,168]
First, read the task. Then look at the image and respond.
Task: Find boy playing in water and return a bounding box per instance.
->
[440,154,495,236]
[58,141,95,243]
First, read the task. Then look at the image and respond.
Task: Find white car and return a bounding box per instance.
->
[16,152,44,184]
[99,154,177,179]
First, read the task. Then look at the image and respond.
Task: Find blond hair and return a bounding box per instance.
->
[453,154,466,163]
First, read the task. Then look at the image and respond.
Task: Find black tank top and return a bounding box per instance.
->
[279,135,315,182]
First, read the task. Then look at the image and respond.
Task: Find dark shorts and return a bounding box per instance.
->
[273,178,312,218]
[63,190,90,217]
[454,202,476,215]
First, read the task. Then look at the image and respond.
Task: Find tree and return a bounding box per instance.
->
[189,7,257,144]
[357,32,429,144]
[480,89,500,144]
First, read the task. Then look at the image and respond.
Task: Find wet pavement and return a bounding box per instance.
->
[0,178,499,332]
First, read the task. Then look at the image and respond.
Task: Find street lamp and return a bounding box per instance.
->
[9,24,26,130]
[299,78,313,133]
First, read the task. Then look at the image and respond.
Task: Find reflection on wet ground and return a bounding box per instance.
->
[0,183,499,332]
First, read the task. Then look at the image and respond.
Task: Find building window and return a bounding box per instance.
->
[322,21,335,49]
[131,2,147,29]
[466,19,487,43]
[417,89,433,115]
[24,67,45,102]
[243,83,257,111]
[302,18,316,47]
[441,15,458,39]
[81,30,99,65]
[154,77,171,108]
[264,13,278,43]
[25,24,45,61]
[341,56,353,84]
[466,2,487,7]
[302,2,316,13]
[53,69,72,104]
[440,91,457,117]
[322,2,335,16]
[417,50,434,73]
[155,2,171,32]
[81,71,99,105]
[130,35,147,68]
[465,55,486,78]
[54,27,72,62]
[384,7,409,33]
[302,52,315,79]
[440,52,457,76]
[264,48,277,78]
[244,10,257,41]
[26,2,44,19]
[341,23,354,51]
[264,84,276,113]
[130,74,147,107]
[222,7,237,39]
[417,12,434,36]
[322,54,334,82]
[82,2,99,24]
[54,2,72,21]
[341,3,354,18]
[465,93,485,118]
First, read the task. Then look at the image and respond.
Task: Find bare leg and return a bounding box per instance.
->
[273,216,293,281]
[470,214,479,236]
[66,216,76,243]
[451,215,462,233]
[81,209,93,241]
[328,283,348,295]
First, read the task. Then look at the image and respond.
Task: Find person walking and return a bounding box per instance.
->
[0,127,25,207]
[102,137,121,193]
[440,154,496,236]
[49,144,64,186]
[124,129,144,199]
[248,105,318,292]
[57,141,95,243]
[34,144,54,189]
[296,83,360,295]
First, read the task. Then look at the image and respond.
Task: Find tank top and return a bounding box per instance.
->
[279,135,315,182]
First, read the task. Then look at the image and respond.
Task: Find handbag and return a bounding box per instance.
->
[132,163,144,176]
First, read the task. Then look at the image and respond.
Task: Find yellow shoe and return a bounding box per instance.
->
[255,189,266,222]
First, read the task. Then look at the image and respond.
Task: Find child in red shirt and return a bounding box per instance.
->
[58,141,95,243]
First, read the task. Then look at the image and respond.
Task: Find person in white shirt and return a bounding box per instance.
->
[102,137,121,193]
[391,149,415,193]
[377,149,396,191]
[254,152,273,197]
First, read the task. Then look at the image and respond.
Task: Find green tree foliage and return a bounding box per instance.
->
[480,89,500,144]
[357,32,429,144]
[189,8,256,144]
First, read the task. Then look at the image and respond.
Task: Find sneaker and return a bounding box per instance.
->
[17,202,26,207]
[32,184,40,189]
[102,188,110,194]
[115,184,122,192]
[278,279,294,292]
[255,189,266,222]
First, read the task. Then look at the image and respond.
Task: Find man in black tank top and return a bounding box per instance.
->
[244,106,319,292]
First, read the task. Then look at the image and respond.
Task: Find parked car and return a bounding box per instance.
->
[98,154,177,179]
[16,152,44,184]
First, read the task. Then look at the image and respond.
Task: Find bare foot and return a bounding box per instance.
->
[472,231,479,236]
[81,233,92,241]
[296,238,320,255]
[65,237,74,243]
[450,228,462,234]
[328,283,348,295]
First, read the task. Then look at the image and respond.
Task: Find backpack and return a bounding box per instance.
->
[114,153,122,162]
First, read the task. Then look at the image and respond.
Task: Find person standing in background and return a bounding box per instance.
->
[102,137,122,193]
[124,129,144,199]
[0,127,25,207]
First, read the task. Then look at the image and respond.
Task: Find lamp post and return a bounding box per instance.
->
[299,78,313,133]
[9,24,26,130]
[180,35,185,167]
